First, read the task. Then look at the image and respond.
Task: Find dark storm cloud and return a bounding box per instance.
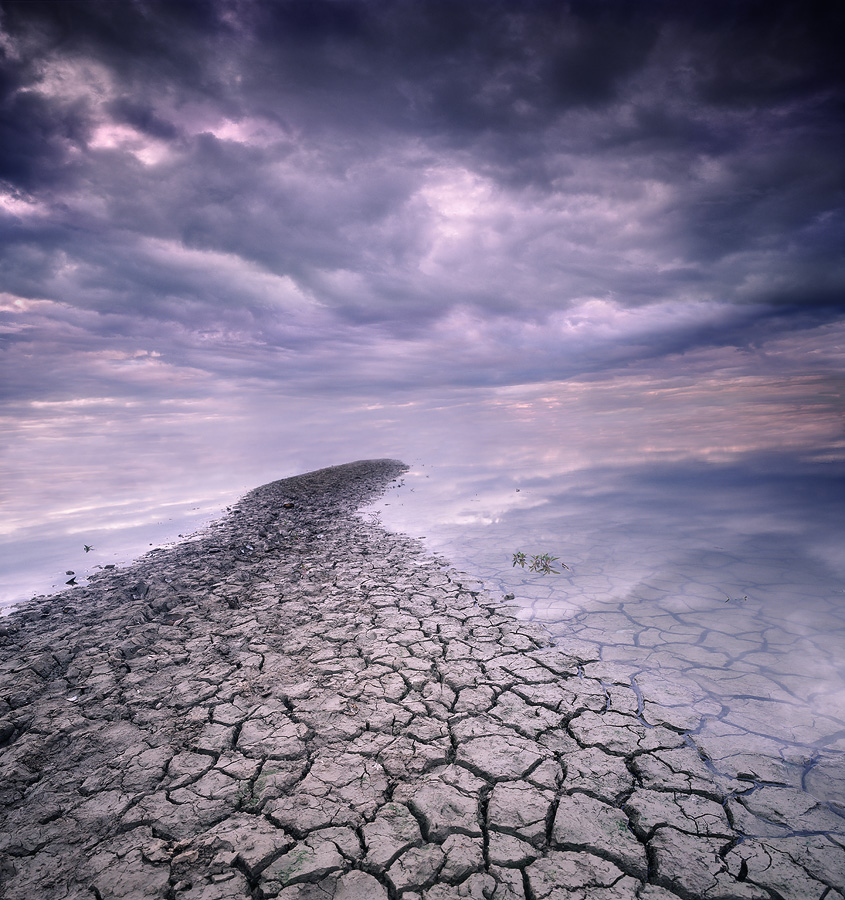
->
[0,0,842,399]
[107,99,181,141]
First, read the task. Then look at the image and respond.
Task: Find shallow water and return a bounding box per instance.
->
[363,453,845,822]
[4,374,845,765]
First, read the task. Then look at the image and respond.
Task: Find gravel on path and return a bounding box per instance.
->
[1,460,842,900]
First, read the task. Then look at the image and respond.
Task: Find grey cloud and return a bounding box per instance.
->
[0,82,92,189]
[107,99,181,141]
[0,0,842,404]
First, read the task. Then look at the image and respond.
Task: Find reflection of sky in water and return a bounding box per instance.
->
[3,374,844,719]
[3,372,842,614]
[370,456,845,612]
[3,372,845,813]
[365,449,845,790]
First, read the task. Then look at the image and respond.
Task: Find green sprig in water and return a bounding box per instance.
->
[512,551,569,575]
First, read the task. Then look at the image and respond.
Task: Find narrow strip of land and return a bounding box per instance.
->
[0,460,841,900]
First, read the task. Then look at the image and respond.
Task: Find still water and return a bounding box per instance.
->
[362,446,845,833]
[3,374,845,805]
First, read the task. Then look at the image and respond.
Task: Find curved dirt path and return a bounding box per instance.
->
[0,460,842,900]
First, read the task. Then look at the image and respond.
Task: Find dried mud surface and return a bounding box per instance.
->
[1,459,843,900]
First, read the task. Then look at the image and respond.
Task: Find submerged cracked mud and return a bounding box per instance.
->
[0,460,843,899]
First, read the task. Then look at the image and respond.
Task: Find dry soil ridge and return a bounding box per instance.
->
[0,459,842,900]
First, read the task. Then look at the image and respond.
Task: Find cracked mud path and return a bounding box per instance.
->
[1,460,843,900]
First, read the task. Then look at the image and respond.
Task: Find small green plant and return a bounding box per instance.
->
[237,766,278,811]
[512,551,569,575]
[272,848,312,887]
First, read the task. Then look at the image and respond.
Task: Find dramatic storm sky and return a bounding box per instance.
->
[1,0,843,542]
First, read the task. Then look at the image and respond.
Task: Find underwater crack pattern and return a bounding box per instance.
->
[1,460,843,900]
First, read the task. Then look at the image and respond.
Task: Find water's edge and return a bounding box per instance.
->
[0,459,841,898]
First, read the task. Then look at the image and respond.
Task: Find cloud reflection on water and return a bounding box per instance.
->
[359,384,845,775]
[2,370,842,612]
[2,369,844,820]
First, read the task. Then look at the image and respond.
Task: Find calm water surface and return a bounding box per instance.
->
[3,374,845,805]
[363,448,845,816]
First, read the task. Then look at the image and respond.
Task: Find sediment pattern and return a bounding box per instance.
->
[0,460,842,899]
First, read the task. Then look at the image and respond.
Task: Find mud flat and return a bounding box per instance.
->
[1,460,842,900]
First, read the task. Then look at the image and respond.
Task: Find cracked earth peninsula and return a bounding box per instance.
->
[1,460,842,900]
